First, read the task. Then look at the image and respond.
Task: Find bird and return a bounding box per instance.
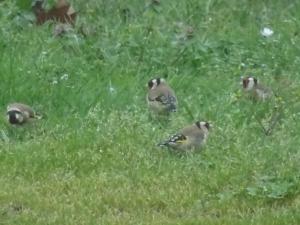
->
[158,121,211,151]
[6,103,40,125]
[241,76,273,101]
[147,78,177,115]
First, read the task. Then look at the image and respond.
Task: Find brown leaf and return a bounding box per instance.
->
[32,0,77,25]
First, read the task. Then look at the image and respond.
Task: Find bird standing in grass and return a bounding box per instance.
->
[6,103,40,125]
[147,78,177,116]
[158,121,211,151]
[241,76,273,101]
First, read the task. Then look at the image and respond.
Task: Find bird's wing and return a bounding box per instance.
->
[148,93,176,111]
[158,133,187,147]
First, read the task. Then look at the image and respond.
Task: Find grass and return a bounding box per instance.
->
[0,0,300,224]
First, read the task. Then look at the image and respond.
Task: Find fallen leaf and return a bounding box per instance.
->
[32,0,77,25]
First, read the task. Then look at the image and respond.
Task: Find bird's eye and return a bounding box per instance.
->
[205,123,210,129]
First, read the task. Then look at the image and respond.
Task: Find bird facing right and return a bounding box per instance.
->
[146,77,177,115]
[158,121,211,152]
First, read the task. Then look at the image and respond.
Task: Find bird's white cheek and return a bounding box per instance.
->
[151,80,157,89]
[15,114,23,122]
[246,80,255,90]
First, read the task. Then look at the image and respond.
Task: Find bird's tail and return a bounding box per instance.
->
[157,141,168,147]
[168,103,177,112]
[34,113,43,120]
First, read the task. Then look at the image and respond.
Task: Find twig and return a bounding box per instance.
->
[256,109,282,136]
[182,100,195,121]
[265,111,282,136]
[256,117,268,135]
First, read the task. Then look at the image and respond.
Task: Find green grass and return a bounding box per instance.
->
[0,0,300,224]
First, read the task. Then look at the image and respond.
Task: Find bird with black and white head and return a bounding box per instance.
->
[146,77,178,116]
[158,121,211,152]
[241,76,273,101]
[6,103,41,125]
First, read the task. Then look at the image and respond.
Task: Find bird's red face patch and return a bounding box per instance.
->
[148,78,161,89]
[242,76,257,89]
[243,77,249,88]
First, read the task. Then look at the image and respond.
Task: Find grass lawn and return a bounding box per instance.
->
[0,0,300,224]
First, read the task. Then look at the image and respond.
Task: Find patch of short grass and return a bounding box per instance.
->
[0,0,299,224]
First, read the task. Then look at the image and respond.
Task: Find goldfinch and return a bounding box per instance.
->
[6,103,40,125]
[241,76,273,101]
[147,78,177,115]
[158,121,211,151]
